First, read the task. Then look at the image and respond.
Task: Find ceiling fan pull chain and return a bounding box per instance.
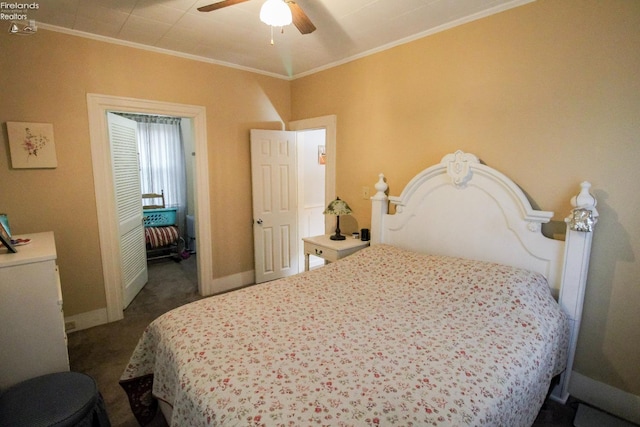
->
[270,25,274,45]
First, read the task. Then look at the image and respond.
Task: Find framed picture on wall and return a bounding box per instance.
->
[0,222,17,253]
[318,145,326,165]
[6,121,58,169]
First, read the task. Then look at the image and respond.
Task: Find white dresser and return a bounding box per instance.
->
[0,231,69,391]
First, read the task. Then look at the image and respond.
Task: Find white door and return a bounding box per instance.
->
[251,129,299,283]
[107,112,148,308]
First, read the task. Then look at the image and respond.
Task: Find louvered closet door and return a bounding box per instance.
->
[107,112,148,308]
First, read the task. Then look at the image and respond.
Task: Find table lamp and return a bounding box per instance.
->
[324,197,352,240]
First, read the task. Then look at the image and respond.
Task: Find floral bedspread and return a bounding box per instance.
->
[120,244,568,426]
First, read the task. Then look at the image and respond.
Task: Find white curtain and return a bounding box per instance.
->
[119,114,187,235]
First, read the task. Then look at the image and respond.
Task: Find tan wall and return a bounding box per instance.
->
[0,30,291,317]
[292,0,640,396]
[1,0,638,405]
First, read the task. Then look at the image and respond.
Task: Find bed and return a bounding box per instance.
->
[120,150,597,426]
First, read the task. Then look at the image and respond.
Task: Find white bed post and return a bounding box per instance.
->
[370,173,388,245]
[552,182,598,403]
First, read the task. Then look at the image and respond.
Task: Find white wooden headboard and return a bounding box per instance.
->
[370,150,598,403]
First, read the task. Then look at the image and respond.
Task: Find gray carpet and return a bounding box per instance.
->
[68,257,578,426]
[68,256,201,426]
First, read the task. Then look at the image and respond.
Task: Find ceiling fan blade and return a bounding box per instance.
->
[197,0,250,12]
[288,1,316,34]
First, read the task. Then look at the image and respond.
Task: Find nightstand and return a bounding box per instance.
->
[302,234,370,271]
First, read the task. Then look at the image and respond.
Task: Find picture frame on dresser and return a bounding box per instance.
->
[0,222,17,253]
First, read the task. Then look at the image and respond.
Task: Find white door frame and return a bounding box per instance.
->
[87,93,213,322]
[289,115,337,234]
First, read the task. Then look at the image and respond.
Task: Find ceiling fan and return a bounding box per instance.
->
[198,0,316,35]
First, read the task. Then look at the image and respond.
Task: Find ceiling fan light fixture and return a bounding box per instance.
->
[259,0,292,27]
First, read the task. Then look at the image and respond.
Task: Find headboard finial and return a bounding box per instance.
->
[566,181,598,232]
[373,173,388,199]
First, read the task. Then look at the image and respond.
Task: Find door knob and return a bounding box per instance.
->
[256,219,263,225]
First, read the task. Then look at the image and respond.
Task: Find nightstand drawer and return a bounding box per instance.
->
[304,241,340,262]
[302,234,370,271]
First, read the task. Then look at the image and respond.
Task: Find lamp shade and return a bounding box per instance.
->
[324,197,351,240]
[324,197,352,216]
[259,0,292,27]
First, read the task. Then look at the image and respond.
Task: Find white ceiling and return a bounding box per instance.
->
[22,0,532,79]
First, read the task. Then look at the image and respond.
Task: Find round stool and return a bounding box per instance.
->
[0,372,110,426]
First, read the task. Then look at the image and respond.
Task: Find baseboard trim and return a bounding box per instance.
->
[66,270,255,332]
[209,270,255,295]
[65,308,109,333]
[569,371,640,425]
[574,403,637,427]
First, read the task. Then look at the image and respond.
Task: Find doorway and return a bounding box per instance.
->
[290,115,336,272]
[289,114,336,233]
[250,115,336,282]
[109,112,195,307]
[87,94,213,323]
[296,128,326,271]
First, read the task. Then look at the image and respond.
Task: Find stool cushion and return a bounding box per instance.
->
[0,372,110,427]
